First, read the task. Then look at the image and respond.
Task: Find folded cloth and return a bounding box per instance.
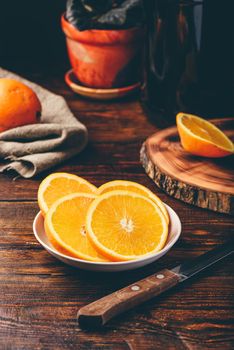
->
[0,68,88,178]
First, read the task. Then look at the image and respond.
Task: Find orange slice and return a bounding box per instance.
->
[44,193,109,262]
[176,113,234,158]
[97,180,169,224]
[86,190,168,261]
[38,172,97,216]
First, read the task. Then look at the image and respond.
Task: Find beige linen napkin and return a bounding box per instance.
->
[0,68,88,178]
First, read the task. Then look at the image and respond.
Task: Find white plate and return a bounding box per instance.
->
[33,204,181,272]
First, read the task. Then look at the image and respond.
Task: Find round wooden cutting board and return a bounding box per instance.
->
[140,118,234,215]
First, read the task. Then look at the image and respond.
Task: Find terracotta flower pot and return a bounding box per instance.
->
[61,14,144,89]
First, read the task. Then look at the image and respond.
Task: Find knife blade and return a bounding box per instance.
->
[171,240,234,281]
[77,242,234,327]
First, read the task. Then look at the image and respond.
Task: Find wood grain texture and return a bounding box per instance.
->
[141,118,234,215]
[78,269,180,327]
[0,67,234,350]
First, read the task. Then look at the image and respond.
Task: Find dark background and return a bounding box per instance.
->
[0,0,68,73]
[1,0,233,117]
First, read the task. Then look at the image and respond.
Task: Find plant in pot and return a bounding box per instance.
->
[62,0,145,90]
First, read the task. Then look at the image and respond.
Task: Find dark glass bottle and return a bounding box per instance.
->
[142,0,234,126]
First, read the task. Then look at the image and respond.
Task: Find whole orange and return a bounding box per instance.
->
[0,78,41,132]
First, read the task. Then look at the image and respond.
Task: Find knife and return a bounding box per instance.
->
[77,242,233,327]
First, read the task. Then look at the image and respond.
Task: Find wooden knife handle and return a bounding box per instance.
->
[77,269,180,327]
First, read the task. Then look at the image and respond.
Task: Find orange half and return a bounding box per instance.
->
[44,193,109,262]
[176,113,234,158]
[86,190,168,261]
[38,172,97,216]
[97,180,169,224]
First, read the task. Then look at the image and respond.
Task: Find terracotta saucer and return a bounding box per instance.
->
[65,70,141,100]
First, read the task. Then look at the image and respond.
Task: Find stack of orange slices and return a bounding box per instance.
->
[38,173,169,262]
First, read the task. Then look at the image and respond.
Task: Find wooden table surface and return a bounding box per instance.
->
[0,68,234,350]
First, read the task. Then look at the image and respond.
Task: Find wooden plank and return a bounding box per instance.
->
[0,202,233,348]
[0,69,233,349]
